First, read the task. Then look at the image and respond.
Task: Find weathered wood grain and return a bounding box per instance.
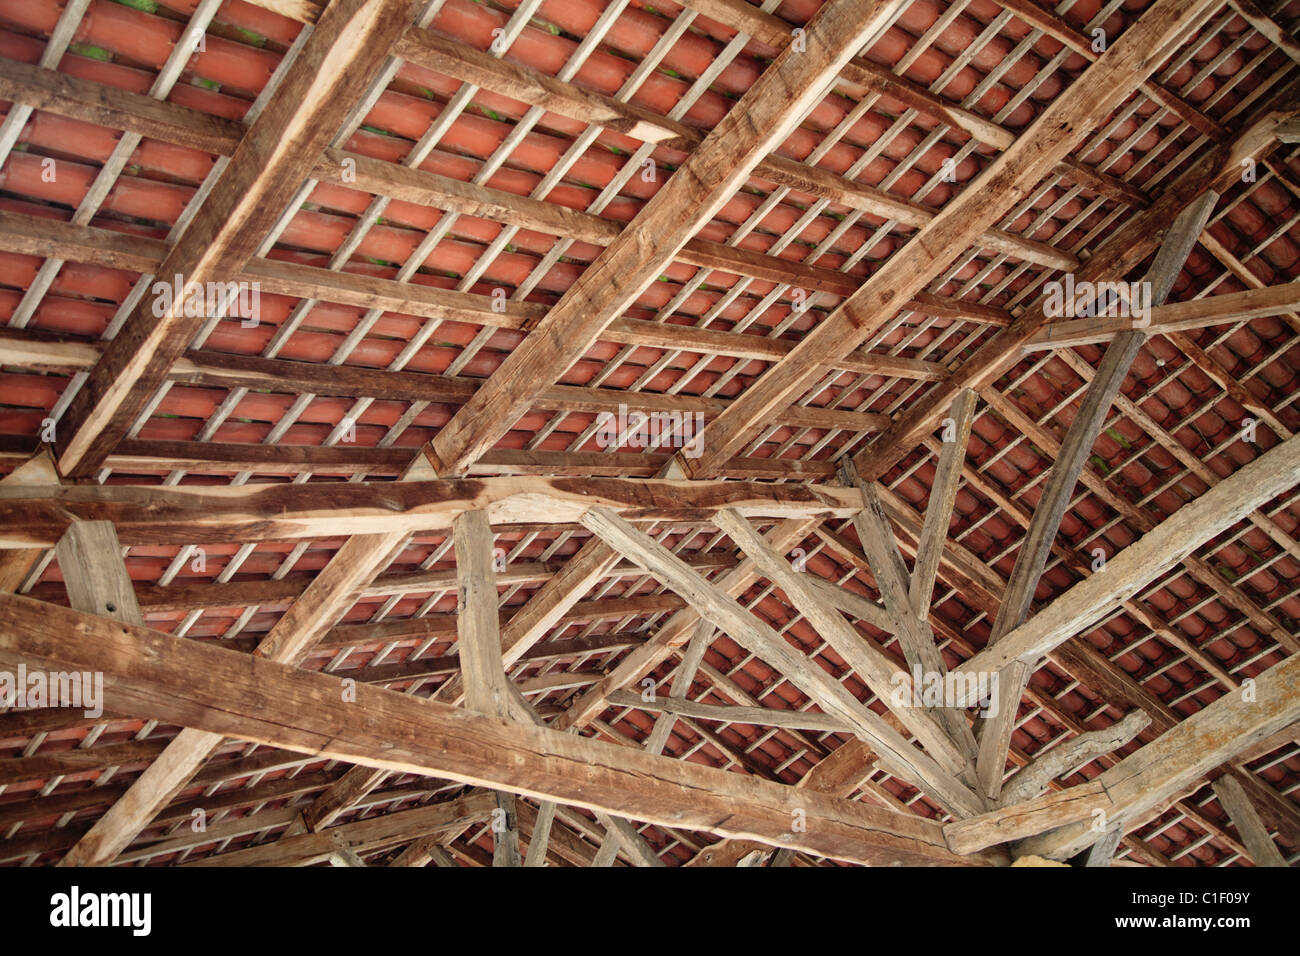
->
[944,781,1112,855]
[1016,650,1300,859]
[0,477,863,547]
[952,431,1300,682]
[0,591,1006,865]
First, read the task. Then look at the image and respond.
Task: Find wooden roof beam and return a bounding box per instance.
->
[713,507,978,782]
[850,87,1298,485]
[909,390,979,622]
[0,591,1004,866]
[677,0,1225,479]
[943,781,1112,855]
[1022,282,1300,351]
[1198,230,1300,337]
[424,513,527,866]
[1000,710,1152,806]
[96,442,842,482]
[1015,647,1300,860]
[607,690,851,735]
[52,0,420,478]
[420,0,910,477]
[1215,765,1300,853]
[0,323,901,442]
[950,430,1300,686]
[1210,774,1289,866]
[59,525,413,865]
[581,507,985,818]
[553,518,817,733]
[835,465,981,769]
[0,48,1025,336]
[982,387,1300,659]
[0,476,864,548]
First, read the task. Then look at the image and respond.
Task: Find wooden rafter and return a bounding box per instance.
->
[53,0,420,478]
[1016,648,1300,860]
[952,430,1300,686]
[675,0,1225,477]
[420,0,908,477]
[972,190,1219,801]
[1228,0,1300,67]
[1022,282,1300,352]
[0,476,863,547]
[1210,774,1288,867]
[865,471,1300,863]
[582,506,984,817]
[553,518,816,732]
[673,0,1151,206]
[909,390,978,622]
[836,465,980,770]
[851,90,1298,484]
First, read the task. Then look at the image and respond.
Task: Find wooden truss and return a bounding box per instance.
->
[0,0,1296,868]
